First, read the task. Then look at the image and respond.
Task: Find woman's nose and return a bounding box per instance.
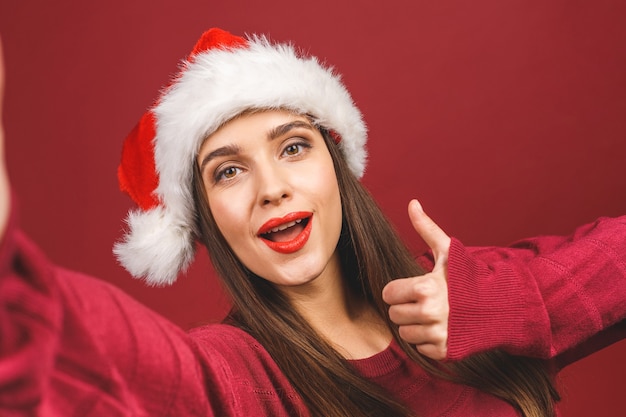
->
[256,164,292,206]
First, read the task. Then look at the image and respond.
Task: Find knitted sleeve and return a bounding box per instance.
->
[443,216,626,366]
[0,194,227,416]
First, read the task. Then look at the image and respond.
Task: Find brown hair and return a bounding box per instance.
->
[192,122,559,416]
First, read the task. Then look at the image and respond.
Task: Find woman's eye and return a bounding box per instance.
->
[216,166,241,182]
[282,141,310,157]
[284,144,301,156]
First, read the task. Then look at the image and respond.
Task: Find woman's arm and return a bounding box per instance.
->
[383,200,626,365]
[0,42,223,416]
[445,216,626,364]
[0,213,221,416]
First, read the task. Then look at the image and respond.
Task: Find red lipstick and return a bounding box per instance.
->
[257,212,313,254]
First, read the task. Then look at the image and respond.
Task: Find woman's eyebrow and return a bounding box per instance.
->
[199,120,313,171]
[199,144,240,172]
[267,120,315,141]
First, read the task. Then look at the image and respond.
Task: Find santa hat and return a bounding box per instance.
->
[114,28,368,285]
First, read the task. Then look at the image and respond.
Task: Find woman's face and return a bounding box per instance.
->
[197,110,343,290]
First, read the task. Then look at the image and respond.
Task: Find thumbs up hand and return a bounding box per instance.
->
[382,200,451,360]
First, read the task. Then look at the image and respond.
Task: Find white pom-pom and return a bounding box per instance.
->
[113,207,195,286]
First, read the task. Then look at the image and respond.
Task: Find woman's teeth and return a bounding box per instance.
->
[269,219,302,233]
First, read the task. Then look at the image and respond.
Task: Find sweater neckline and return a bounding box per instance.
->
[348,338,408,378]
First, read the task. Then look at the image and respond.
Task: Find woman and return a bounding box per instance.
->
[1,29,625,417]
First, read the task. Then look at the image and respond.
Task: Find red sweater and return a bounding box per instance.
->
[1,197,625,417]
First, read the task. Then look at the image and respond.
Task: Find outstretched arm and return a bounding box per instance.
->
[0,42,220,416]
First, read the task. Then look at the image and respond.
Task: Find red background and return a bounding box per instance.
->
[1,1,624,415]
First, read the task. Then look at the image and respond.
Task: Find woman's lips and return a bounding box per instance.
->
[258,212,313,254]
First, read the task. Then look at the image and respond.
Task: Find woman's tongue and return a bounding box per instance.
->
[263,222,305,242]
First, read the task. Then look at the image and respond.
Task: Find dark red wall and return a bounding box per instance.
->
[1,1,624,415]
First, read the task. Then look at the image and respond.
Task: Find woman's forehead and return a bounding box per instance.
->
[200,109,314,150]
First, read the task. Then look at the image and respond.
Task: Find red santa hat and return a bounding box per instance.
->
[114,28,368,285]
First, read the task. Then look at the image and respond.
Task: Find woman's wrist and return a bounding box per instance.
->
[0,36,8,239]
[0,150,8,240]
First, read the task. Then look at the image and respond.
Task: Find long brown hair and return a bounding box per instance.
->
[192,120,560,416]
